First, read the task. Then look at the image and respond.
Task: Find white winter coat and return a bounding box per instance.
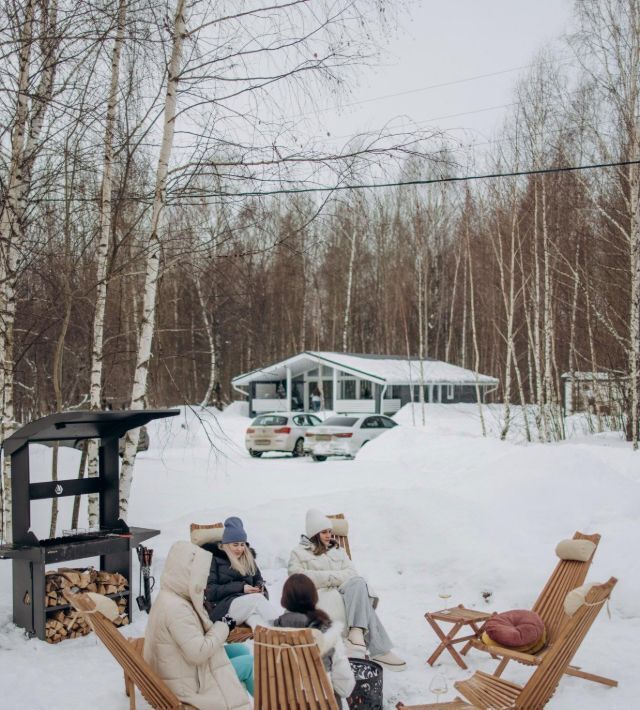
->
[143,541,252,710]
[288,537,377,626]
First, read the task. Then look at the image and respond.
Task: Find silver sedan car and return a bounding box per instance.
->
[245,412,323,457]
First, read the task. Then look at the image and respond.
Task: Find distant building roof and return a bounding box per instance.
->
[232,351,499,387]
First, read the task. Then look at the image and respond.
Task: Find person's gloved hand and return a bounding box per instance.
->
[220,614,237,631]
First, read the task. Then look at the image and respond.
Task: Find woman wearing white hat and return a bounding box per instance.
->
[287,509,406,672]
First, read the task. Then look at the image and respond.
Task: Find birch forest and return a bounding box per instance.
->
[1,0,639,529]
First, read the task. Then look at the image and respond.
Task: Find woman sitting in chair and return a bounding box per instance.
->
[144,540,253,709]
[274,573,355,701]
[288,509,406,672]
[203,516,278,629]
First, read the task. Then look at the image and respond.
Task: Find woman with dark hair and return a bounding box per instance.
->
[288,509,406,672]
[274,573,355,701]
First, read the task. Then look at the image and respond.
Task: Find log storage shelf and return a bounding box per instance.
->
[44,567,130,643]
[0,409,178,641]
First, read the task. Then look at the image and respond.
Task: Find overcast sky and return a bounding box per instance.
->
[308,0,574,153]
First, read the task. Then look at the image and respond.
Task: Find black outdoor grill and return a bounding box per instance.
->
[0,409,179,640]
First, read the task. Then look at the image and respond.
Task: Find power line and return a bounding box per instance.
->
[196,159,640,199]
[291,57,572,120]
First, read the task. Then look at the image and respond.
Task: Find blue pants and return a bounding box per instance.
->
[225,643,254,696]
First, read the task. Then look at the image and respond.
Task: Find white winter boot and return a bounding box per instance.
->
[344,627,367,658]
[371,650,407,672]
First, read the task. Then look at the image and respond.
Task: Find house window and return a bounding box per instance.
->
[341,379,356,399]
[447,384,454,400]
[255,383,277,399]
[360,380,373,399]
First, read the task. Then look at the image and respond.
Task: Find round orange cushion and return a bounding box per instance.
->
[484,610,545,648]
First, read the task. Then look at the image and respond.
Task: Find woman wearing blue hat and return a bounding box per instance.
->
[203,517,278,629]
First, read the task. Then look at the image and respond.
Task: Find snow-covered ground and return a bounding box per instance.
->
[1,403,638,709]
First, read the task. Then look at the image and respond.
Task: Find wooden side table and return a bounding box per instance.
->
[425,604,491,669]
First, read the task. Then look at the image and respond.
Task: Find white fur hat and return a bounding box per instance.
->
[306,509,333,538]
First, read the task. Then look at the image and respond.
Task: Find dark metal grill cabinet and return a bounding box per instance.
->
[0,409,179,640]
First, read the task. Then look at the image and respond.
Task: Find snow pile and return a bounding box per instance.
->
[393,401,627,443]
[0,405,638,709]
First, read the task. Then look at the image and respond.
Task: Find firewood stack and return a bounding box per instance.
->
[44,567,129,643]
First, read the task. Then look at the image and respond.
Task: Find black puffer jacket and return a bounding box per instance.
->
[203,544,267,622]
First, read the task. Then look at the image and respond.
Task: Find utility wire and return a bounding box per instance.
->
[291,57,573,120]
[194,159,640,199]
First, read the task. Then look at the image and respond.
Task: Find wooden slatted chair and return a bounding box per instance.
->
[327,513,351,559]
[397,578,617,710]
[65,591,194,710]
[468,531,616,687]
[253,625,339,709]
[190,521,254,643]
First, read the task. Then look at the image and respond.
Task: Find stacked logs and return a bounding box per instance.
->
[44,568,129,643]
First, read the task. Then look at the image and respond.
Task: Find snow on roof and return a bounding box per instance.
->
[232,351,498,387]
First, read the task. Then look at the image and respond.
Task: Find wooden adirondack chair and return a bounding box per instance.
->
[469,531,616,687]
[398,577,617,710]
[253,625,339,710]
[65,591,195,710]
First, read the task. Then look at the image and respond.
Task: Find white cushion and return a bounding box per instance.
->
[564,582,599,616]
[191,524,223,546]
[330,518,349,536]
[85,592,120,621]
[555,539,596,562]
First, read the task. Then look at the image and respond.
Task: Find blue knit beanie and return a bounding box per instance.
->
[221,516,247,544]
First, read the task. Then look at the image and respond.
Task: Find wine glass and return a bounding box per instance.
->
[438,582,453,602]
[429,672,448,703]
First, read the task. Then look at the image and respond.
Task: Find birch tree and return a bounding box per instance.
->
[87,0,128,526]
[572,0,640,448]
[119,0,187,518]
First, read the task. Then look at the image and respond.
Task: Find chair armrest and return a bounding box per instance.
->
[470,639,539,665]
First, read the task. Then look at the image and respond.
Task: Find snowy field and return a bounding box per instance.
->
[0,402,638,709]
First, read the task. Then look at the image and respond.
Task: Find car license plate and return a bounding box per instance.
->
[256,439,271,445]
[316,435,331,441]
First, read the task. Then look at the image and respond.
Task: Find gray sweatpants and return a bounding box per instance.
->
[339,576,392,658]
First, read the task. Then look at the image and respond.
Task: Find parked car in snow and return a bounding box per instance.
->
[245,412,322,457]
[304,414,398,461]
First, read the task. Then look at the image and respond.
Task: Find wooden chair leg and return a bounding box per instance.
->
[494,657,510,678]
[124,671,135,709]
[565,665,618,687]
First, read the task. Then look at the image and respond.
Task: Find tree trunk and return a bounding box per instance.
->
[119,0,187,519]
[0,0,36,542]
[467,233,486,437]
[87,0,127,527]
[196,275,217,407]
[342,226,357,352]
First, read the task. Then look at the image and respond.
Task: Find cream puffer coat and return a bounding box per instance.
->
[288,537,377,625]
[143,541,252,710]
